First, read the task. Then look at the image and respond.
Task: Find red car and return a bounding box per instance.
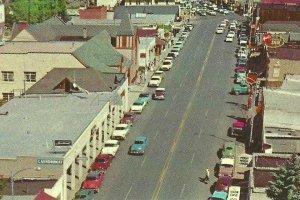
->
[215,176,233,193]
[90,154,113,171]
[81,170,105,193]
[153,88,166,100]
[120,112,137,125]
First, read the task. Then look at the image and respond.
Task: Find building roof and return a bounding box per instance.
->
[268,47,300,60]
[73,30,132,71]
[26,68,125,94]
[263,88,300,130]
[261,21,300,33]
[254,155,290,168]
[0,41,84,54]
[0,92,113,159]
[260,0,300,3]
[114,5,180,19]
[253,169,273,188]
[116,9,135,36]
[266,137,300,153]
[137,29,157,37]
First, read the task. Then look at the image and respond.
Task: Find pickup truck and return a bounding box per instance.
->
[218,158,235,177]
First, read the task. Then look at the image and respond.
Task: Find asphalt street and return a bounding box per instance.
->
[96,13,248,200]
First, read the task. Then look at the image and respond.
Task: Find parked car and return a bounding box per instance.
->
[231,119,246,136]
[128,136,148,155]
[170,48,180,57]
[101,140,120,157]
[227,30,235,37]
[75,189,95,200]
[153,70,165,80]
[131,98,147,113]
[175,41,184,48]
[120,112,137,125]
[167,52,176,59]
[218,158,235,177]
[111,124,131,140]
[148,76,162,87]
[81,170,105,193]
[215,176,233,193]
[222,142,236,159]
[90,154,113,171]
[216,27,224,34]
[160,60,173,71]
[153,88,166,100]
[231,83,249,95]
[235,70,247,84]
[138,93,151,104]
[209,191,228,200]
[225,35,234,42]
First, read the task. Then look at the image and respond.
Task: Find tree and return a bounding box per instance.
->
[267,154,300,200]
[10,0,66,24]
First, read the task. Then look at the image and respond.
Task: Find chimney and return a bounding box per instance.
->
[83,28,88,39]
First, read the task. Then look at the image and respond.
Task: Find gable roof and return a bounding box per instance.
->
[73,30,132,72]
[117,9,135,36]
[26,68,125,94]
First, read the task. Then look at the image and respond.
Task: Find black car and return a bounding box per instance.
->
[167,52,176,59]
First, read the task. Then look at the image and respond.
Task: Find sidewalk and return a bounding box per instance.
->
[127,34,182,109]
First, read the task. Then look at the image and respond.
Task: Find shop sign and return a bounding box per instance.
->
[54,140,72,147]
[263,33,285,48]
[37,158,63,165]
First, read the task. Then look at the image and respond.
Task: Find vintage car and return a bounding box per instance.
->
[111,124,131,140]
[101,140,120,157]
[128,136,148,155]
[130,98,147,113]
[231,83,249,95]
[148,76,162,87]
[218,158,235,177]
[231,119,246,136]
[120,112,137,125]
[74,189,95,200]
[90,154,113,171]
[81,170,105,193]
[209,191,228,200]
[222,142,236,159]
[138,93,151,104]
[215,176,233,193]
[153,88,166,100]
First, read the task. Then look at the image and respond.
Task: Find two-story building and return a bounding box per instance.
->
[0,30,133,106]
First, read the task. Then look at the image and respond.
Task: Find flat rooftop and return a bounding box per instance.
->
[0,92,112,159]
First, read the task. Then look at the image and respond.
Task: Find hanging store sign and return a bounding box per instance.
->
[263,33,285,48]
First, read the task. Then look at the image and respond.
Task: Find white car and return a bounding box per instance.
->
[216,27,224,34]
[223,9,229,14]
[130,99,147,113]
[160,60,173,71]
[101,140,120,157]
[164,56,173,62]
[148,75,162,87]
[170,49,180,57]
[219,22,226,28]
[208,10,216,16]
[111,124,130,140]
[175,41,184,48]
[227,31,235,37]
[153,70,165,80]
[181,31,189,38]
[225,35,234,42]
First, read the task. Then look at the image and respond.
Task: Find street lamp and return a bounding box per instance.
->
[11,166,41,200]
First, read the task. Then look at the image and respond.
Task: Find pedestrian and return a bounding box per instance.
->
[203,168,210,183]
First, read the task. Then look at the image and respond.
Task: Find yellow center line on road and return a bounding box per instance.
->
[151,34,217,200]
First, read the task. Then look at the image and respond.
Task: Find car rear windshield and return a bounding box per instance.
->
[135,141,144,144]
